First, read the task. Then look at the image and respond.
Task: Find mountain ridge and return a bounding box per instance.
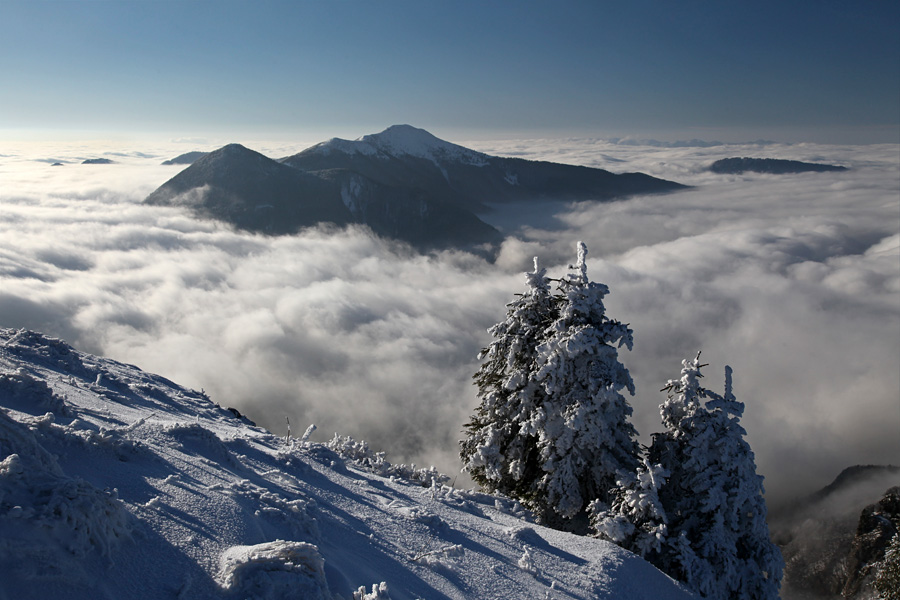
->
[281,125,687,214]
[144,126,687,251]
[709,157,848,175]
[770,464,900,599]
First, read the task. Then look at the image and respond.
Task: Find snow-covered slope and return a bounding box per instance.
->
[0,328,696,600]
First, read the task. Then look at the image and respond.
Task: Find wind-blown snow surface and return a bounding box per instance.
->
[0,136,898,505]
[0,328,695,599]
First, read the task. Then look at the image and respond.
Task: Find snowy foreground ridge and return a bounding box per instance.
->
[0,328,696,599]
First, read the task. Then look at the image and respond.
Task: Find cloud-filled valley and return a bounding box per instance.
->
[1,136,897,506]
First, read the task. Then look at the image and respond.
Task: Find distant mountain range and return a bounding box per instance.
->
[146,125,687,250]
[710,157,848,175]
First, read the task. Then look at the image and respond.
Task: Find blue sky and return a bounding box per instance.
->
[1,0,898,143]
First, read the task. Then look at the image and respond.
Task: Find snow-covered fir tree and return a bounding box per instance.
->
[461,243,641,528]
[590,458,669,558]
[530,242,641,523]
[460,256,560,509]
[649,354,783,600]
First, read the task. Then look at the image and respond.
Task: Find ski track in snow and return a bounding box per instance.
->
[0,327,696,599]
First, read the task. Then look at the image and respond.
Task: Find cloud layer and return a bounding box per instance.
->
[1,138,897,504]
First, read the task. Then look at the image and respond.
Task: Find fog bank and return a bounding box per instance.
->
[1,137,897,503]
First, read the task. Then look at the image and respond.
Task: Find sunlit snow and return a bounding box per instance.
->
[0,328,696,599]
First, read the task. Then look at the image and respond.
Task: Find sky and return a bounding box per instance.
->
[1,0,898,144]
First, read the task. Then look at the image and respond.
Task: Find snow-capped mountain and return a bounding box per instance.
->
[307,125,489,166]
[144,126,686,251]
[0,327,697,599]
[281,125,687,213]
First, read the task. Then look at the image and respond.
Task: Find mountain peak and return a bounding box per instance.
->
[186,143,287,179]
[362,124,483,162]
[206,143,259,160]
[311,125,486,164]
[360,124,446,150]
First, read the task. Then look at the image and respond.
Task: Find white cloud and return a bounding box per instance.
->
[1,138,897,503]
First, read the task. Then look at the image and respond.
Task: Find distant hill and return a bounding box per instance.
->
[144,125,686,251]
[145,144,355,235]
[161,151,208,165]
[81,158,115,165]
[770,464,900,599]
[810,465,900,504]
[710,157,848,174]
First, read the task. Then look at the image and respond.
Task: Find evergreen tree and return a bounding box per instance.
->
[590,458,669,558]
[530,242,641,522]
[649,355,784,600]
[461,243,641,527]
[460,256,559,506]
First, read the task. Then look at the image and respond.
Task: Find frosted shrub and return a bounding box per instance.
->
[518,545,539,575]
[353,582,392,600]
[326,433,450,487]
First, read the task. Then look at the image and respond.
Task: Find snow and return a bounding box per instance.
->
[340,175,364,216]
[312,124,492,167]
[0,327,697,599]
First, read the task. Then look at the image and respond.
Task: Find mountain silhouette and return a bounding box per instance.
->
[710,157,848,175]
[145,125,687,250]
[145,143,354,235]
[282,124,687,212]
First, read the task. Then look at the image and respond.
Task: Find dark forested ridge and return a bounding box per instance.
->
[710,157,848,174]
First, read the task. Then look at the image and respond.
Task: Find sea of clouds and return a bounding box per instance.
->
[1,135,897,505]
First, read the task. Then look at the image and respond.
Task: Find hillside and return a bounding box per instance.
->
[0,328,696,600]
[145,143,356,235]
[770,465,900,599]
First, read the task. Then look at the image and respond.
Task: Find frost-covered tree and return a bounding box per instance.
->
[461,242,641,528]
[590,458,669,558]
[649,355,783,600]
[460,256,560,506]
[530,242,641,522]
